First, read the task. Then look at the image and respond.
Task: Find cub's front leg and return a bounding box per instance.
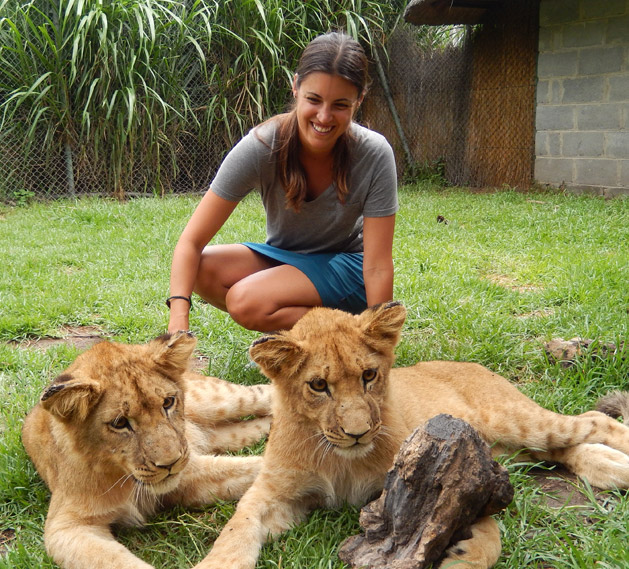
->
[45,501,154,569]
[185,377,273,423]
[193,468,314,569]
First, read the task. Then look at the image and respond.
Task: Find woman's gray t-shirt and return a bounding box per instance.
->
[209,121,398,254]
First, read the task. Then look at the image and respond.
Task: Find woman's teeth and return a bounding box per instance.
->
[312,123,333,133]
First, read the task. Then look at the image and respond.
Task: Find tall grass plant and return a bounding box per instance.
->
[0,0,402,199]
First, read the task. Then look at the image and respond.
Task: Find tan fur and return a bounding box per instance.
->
[22,331,272,569]
[193,302,629,569]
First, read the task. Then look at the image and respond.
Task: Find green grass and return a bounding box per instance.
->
[1,184,628,568]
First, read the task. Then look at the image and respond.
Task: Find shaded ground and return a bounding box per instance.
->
[529,466,611,509]
[12,325,106,351]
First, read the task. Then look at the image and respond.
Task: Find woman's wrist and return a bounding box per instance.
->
[166,295,193,309]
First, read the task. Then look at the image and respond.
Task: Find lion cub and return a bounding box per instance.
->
[193,302,629,569]
[22,331,272,569]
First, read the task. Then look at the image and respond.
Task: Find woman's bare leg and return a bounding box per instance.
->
[225,264,322,331]
[194,244,322,332]
[194,244,277,310]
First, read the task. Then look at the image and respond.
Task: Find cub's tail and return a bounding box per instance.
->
[596,391,629,421]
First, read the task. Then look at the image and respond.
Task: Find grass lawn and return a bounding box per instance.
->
[1,184,628,568]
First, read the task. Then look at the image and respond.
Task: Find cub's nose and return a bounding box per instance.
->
[155,453,183,472]
[341,428,369,441]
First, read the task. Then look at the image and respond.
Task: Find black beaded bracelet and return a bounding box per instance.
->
[165,295,193,309]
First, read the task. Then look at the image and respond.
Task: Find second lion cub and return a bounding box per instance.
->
[194,302,629,569]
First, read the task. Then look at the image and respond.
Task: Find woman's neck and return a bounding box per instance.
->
[300,151,334,200]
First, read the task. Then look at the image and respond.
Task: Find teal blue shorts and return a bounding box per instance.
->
[243,242,367,314]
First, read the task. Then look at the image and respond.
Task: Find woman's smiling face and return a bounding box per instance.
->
[293,72,362,157]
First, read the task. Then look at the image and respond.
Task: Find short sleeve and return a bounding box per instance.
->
[347,126,398,218]
[362,137,398,218]
[209,128,272,201]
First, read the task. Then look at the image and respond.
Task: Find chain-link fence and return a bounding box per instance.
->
[0,2,539,202]
[0,123,223,201]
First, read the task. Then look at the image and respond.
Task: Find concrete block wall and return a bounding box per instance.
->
[535,0,629,198]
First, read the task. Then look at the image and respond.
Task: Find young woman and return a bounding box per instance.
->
[167,32,398,333]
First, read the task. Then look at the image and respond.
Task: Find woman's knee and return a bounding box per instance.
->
[224,283,270,331]
[196,245,275,295]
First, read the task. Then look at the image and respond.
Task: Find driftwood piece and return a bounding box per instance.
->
[338,414,514,569]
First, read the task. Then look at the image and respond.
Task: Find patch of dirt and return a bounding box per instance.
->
[529,466,610,510]
[515,308,555,319]
[484,273,543,293]
[0,528,15,556]
[11,325,107,351]
[10,326,209,372]
[190,354,209,372]
[544,338,625,367]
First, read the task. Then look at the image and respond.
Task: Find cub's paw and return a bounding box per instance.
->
[439,517,501,569]
[440,543,487,568]
[586,445,629,489]
[560,443,629,489]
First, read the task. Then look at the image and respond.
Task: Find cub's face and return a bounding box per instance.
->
[250,302,406,459]
[295,348,388,458]
[39,332,195,494]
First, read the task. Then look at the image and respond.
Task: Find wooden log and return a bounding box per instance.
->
[338,414,513,569]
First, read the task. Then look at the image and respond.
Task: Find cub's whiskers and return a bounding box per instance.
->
[314,434,335,469]
[100,472,134,497]
[132,477,161,512]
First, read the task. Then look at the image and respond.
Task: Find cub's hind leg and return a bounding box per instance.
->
[525,400,629,490]
[206,416,272,452]
[184,376,273,452]
[185,376,272,421]
[489,407,629,476]
[440,516,501,569]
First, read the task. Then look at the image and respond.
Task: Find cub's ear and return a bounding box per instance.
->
[249,334,307,381]
[150,331,197,376]
[359,301,406,353]
[40,373,102,422]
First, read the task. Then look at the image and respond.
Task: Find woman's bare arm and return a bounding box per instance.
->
[168,191,238,332]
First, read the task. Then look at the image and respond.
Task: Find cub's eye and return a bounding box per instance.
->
[111,416,130,430]
[163,396,176,410]
[309,378,328,393]
[362,369,377,383]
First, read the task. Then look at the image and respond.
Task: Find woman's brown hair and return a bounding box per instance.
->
[270,32,370,212]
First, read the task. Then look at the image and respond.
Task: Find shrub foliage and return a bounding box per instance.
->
[0,0,401,199]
